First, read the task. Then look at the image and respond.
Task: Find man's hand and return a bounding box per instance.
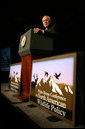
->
[33,28,44,33]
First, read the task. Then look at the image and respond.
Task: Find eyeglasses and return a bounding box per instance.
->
[42,19,49,22]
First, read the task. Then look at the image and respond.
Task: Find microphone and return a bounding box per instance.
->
[25,25,35,32]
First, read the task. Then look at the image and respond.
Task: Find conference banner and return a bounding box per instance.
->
[9,63,22,93]
[1,47,11,71]
[30,53,76,125]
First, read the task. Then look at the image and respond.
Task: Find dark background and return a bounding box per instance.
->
[1,0,84,49]
[1,0,84,82]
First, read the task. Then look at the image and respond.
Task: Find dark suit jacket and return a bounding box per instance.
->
[43,24,58,39]
[38,24,62,54]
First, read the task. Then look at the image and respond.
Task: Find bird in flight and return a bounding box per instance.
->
[54,73,61,80]
[44,71,49,77]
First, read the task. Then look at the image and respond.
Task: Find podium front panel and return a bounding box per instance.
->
[18,29,53,57]
[31,30,53,51]
[18,29,32,57]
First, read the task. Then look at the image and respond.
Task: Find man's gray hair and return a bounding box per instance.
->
[42,15,51,22]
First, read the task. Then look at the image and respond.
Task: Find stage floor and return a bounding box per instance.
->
[1,83,84,128]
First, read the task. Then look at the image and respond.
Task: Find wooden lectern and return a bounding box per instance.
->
[18,28,53,101]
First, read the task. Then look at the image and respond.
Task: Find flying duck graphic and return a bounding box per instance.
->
[44,71,49,77]
[54,73,61,80]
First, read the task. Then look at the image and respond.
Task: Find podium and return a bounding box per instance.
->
[18,28,53,101]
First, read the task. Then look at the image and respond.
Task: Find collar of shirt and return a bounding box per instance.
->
[45,28,48,31]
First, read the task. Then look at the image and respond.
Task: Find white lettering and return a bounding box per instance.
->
[37,99,50,110]
[51,104,66,117]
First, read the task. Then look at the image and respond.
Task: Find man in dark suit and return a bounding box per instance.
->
[33,15,61,54]
[33,15,57,37]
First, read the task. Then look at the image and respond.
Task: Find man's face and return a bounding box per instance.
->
[42,16,51,28]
